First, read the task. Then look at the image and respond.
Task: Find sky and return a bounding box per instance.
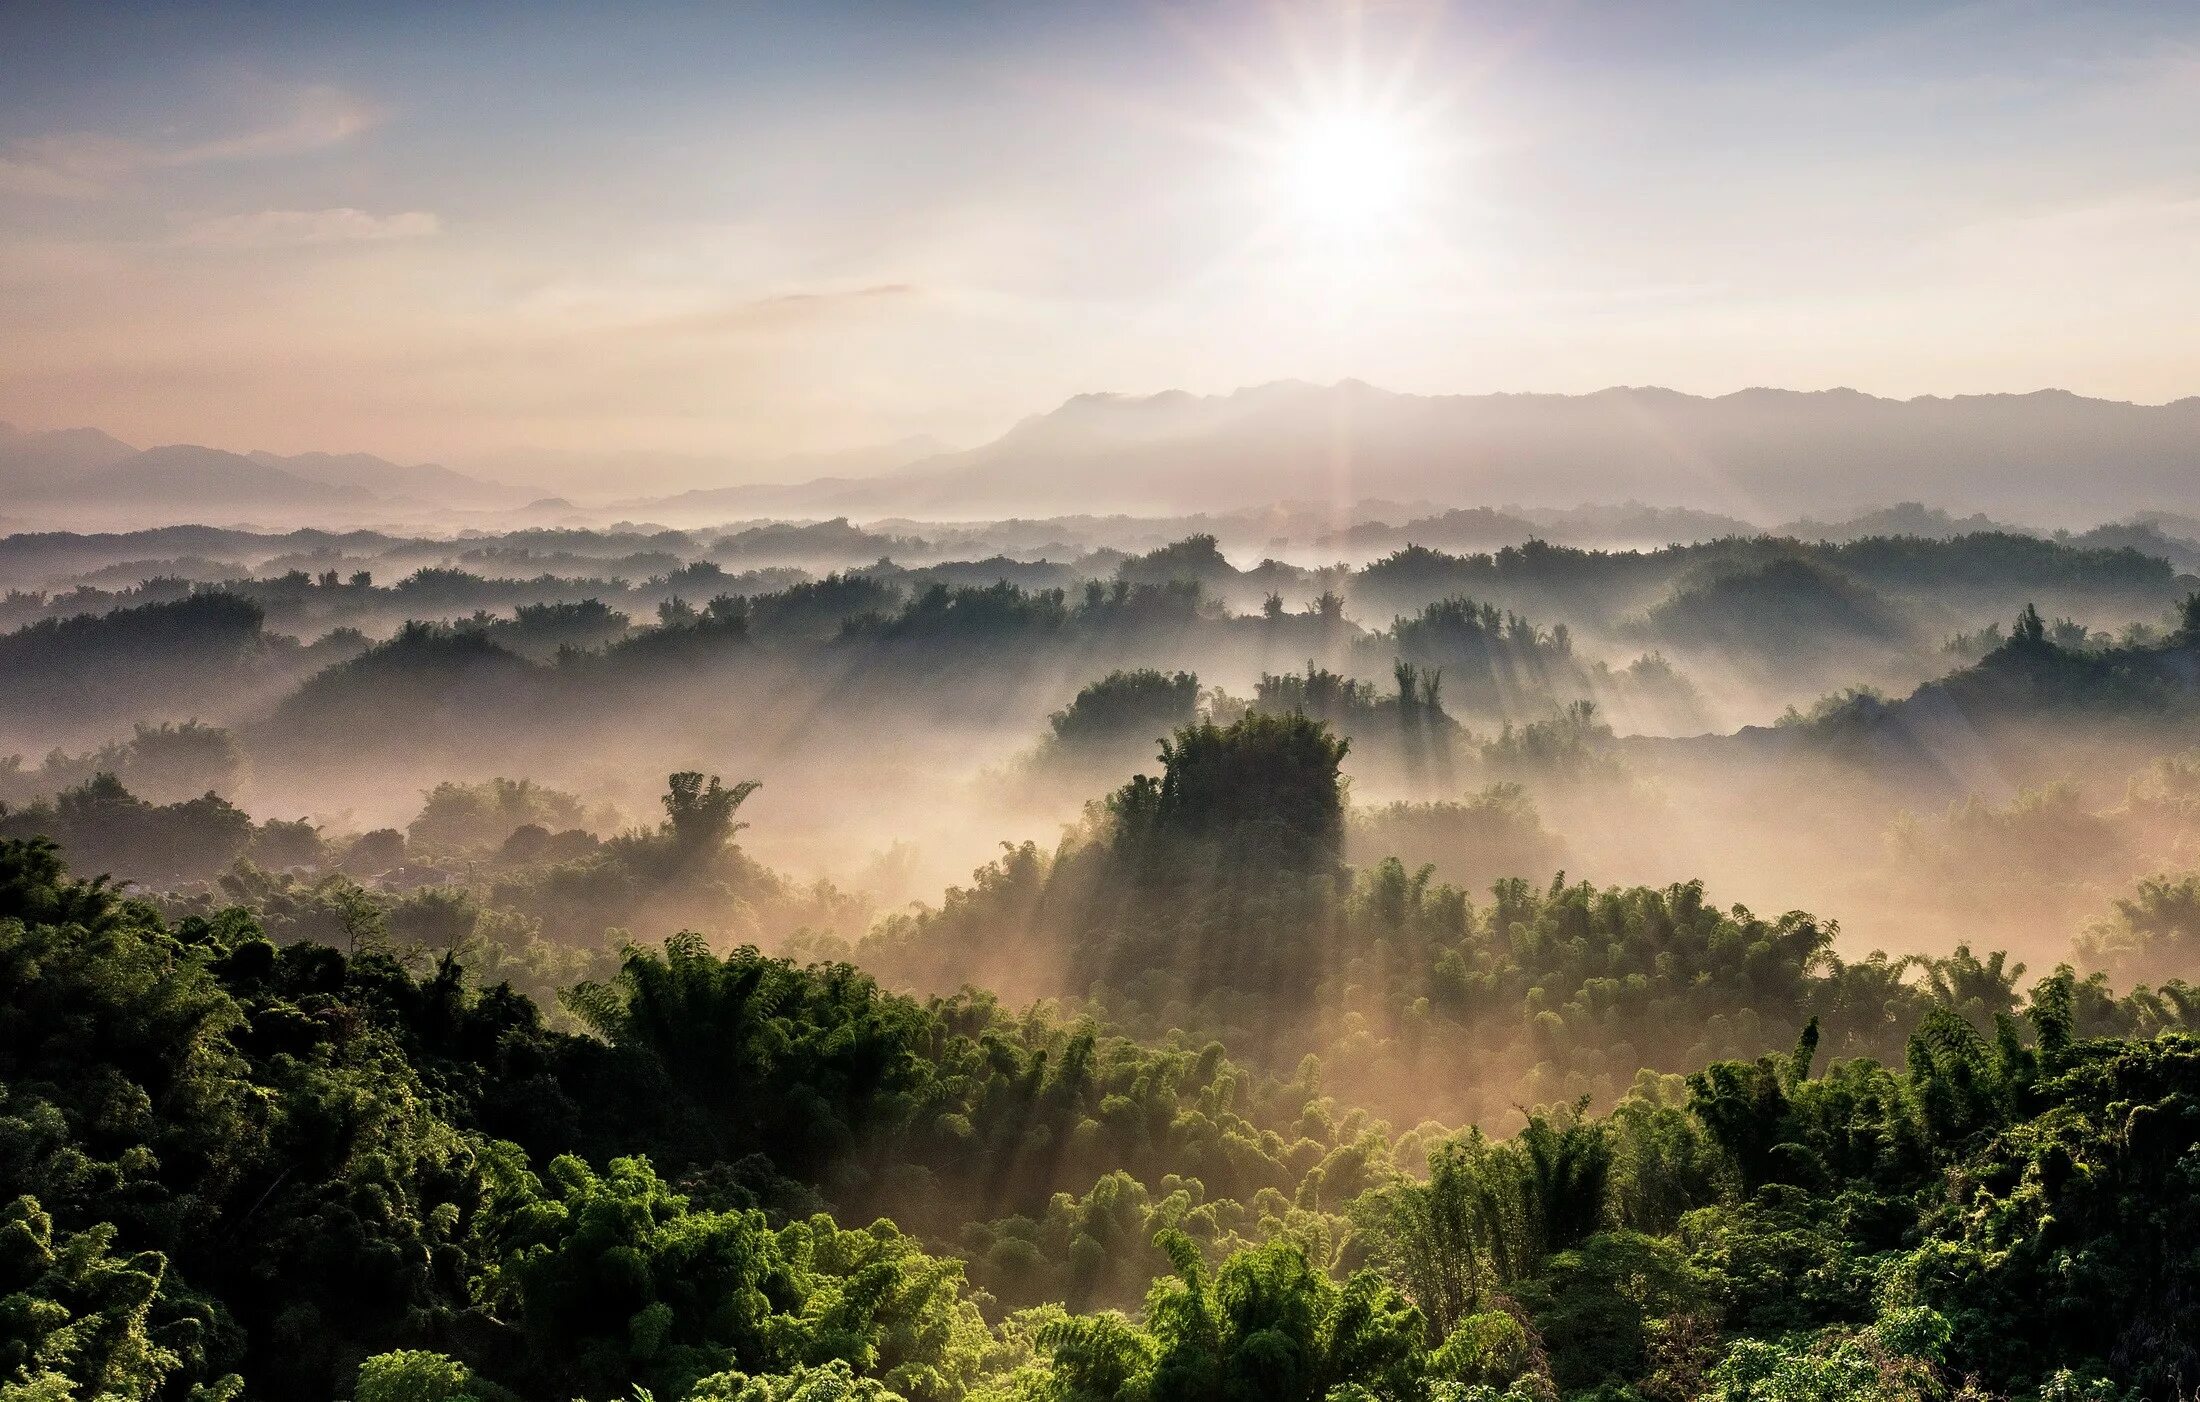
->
[2,0,2197,484]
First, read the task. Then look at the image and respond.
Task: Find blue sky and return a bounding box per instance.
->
[2,1,2196,479]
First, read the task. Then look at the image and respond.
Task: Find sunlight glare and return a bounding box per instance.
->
[1274,107,1420,237]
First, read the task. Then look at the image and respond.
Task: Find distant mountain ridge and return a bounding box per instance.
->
[0,424,519,525]
[485,435,954,507]
[0,422,139,491]
[245,450,518,507]
[814,382,2200,522]
[9,383,2200,527]
[618,383,2197,523]
[87,445,373,508]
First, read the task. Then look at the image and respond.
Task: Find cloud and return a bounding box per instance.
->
[0,83,381,199]
[748,283,917,310]
[0,133,147,198]
[0,158,92,199]
[179,207,441,249]
[168,84,381,165]
[635,282,920,336]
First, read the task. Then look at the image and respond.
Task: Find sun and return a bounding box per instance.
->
[1163,3,1460,276]
[1274,107,1420,235]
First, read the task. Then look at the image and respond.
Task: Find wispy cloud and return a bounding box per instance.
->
[635,282,920,336]
[0,133,147,198]
[180,207,440,249]
[0,83,381,199]
[168,84,380,165]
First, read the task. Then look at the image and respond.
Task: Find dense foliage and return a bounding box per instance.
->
[8,826,2200,1401]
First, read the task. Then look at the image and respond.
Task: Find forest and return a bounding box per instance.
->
[5,513,2200,1401]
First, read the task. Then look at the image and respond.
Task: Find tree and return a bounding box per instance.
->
[562,935,929,1180]
[1358,1133,1509,1337]
[1046,672,1200,752]
[663,772,762,854]
[1513,1102,1614,1260]
[1703,1307,1951,1402]
[1118,712,1348,875]
[407,778,588,857]
[355,1350,491,1402]
[2010,602,2048,649]
[0,1197,213,1402]
[468,1152,986,1402]
[1050,1233,1427,1402]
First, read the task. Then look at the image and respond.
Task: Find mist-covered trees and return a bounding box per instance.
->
[1114,711,1347,873]
[1045,671,1200,754]
[746,572,902,639]
[1804,597,2200,747]
[1384,595,1577,717]
[1346,783,1564,893]
[477,595,634,656]
[407,777,592,857]
[0,720,243,808]
[0,591,329,746]
[11,802,2200,1400]
[870,708,2178,1127]
[2079,871,2200,991]
[1638,556,1917,658]
[0,774,258,884]
[1113,534,1234,590]
[1053,711,1352,1029]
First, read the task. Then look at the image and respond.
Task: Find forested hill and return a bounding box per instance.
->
[1809,597,2200,734]
[7,718,2200,1399]
[1633,595,2200,788]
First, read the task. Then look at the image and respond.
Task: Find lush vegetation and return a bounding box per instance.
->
[8,816,2199,1401]
[8,521,2200,1401]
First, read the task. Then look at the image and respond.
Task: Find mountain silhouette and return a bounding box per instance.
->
[659,382,2200,522]
[1,428,517,526]
[882,383,2200,519]
[11,385,2200,526]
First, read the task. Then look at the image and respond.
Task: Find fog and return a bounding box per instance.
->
[5,504,2196,1019]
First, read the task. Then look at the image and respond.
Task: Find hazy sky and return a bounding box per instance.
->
[3,0,2197,476]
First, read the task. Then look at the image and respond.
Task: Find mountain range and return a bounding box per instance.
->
[8,383,2200,529]
[567,383,2200,525]
[756,382,2200,523]
[0,423,523,525]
